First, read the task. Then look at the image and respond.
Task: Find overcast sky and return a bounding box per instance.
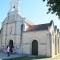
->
[0,0,60,30]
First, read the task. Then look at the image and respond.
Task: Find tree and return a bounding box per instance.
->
[43,0,60,18]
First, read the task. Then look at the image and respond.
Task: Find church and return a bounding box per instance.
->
[0,0,60,57]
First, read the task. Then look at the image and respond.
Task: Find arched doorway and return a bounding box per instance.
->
[32,40,38,55]
[9,40,14,54]
[9,40,13,46]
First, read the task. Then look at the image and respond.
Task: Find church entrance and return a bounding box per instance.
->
[32,40,38,55]
[9,40,14,54]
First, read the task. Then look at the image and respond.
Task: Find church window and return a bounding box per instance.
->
[13,5,15,8]
[10,26,13,34]
[12,5,15,11]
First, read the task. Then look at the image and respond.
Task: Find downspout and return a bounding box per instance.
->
[20,21,24,54]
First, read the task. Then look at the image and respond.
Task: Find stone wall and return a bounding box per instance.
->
[22,30,51,57]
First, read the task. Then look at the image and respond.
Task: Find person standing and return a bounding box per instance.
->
[7,45,10,56]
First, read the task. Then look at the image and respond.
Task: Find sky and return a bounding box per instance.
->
[0,0,60,30]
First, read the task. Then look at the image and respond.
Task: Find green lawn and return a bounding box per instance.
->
[4,54,60,60]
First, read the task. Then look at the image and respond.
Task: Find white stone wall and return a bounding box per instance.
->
[22,30,51,57]
[48,23,55,57]
[59,33,60,54]
[48,23,60,57]
[2,11,24,54]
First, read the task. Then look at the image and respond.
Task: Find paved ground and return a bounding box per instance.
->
[0,52,22,60]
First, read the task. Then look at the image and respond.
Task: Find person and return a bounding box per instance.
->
[10,45,14,54]
[10,46,13,54]
[12,47,14,53]
[4,47,7,53]
[3,46,7,53]
[7,45,10,56]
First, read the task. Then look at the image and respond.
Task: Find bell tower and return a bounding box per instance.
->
[9,0,20,12]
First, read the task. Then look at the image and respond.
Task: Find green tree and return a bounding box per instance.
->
[43,0,60,18]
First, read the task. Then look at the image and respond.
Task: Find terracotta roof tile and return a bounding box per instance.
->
[26,20,53,31]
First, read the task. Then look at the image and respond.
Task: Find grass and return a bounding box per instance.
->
[3,54,60,60]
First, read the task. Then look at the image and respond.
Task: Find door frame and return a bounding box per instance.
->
[32,40,38,55]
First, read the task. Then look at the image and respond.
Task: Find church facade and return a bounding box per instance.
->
[0,0,60,57]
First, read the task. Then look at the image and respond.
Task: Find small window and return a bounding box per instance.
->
[12,5,15,11]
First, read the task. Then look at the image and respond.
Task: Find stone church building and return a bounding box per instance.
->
[0,0,60,57]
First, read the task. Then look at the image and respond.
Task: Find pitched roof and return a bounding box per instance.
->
[26,20,53,31]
